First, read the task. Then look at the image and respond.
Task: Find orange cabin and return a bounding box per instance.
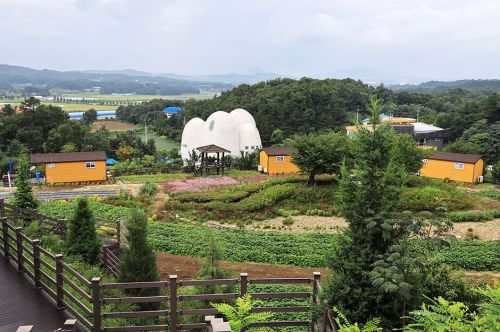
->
[30,151,107,184]
[419,152,483,183]
[259,147,300,175]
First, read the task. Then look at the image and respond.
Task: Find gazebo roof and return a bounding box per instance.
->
[196,144,230,154]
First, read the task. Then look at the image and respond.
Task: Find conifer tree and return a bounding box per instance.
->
[119,210,160,310]
[13,156,39,210]
[66,198,101,264]
[326,96,453,328]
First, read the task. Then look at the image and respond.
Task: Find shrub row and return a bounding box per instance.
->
[399,186,477,212]
[473,190,500,201]
[148,222,500,271]
[447,210,500,222]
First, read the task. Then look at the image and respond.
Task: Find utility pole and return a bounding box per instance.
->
[145,122,148,141]
[417,108,420,122]
[356,106,360,123]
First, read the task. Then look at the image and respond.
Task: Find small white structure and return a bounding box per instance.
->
[180,108,262,161]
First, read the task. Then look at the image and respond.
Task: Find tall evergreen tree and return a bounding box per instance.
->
[326,96,455,328]
[119,210,160,310]
[13,156,39,210]
[66,198,101,264]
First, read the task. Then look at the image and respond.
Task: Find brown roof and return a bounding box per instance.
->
[429,152,482,164]
[30,151,107,163]
[261,147,297,156]
[196,144,231,153]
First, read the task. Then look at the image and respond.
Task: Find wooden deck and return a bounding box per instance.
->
[0,259,66,331]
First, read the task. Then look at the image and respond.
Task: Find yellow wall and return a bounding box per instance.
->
[259,152,300,175]
[420,159,483,183]
[45,160,107,184]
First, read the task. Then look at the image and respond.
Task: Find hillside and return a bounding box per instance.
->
[0,64,232,96]
[390,79,500,92]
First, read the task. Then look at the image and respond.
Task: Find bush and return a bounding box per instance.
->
[282,217,294,226]
[399,186,476,211]
[474,190,500,201]
[41,234,64,253]
[66,198,102,265]
[138,180,158,197]
[305,208,334,216]
[446,210,500,222]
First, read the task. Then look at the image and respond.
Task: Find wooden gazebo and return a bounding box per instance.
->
[196,144,230,177]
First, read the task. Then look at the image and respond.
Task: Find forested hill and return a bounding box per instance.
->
[0,64,232,96]
[118,77,499,163]
[390,79,500,93]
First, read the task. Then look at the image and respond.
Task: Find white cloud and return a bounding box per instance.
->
[0,0,499,81]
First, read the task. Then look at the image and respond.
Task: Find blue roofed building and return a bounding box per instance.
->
[163,106,182,118]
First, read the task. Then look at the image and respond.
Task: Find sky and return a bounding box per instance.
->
[1,0,499,83]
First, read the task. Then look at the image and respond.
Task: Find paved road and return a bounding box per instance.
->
[0,259,66,331]
[0,189,119,201]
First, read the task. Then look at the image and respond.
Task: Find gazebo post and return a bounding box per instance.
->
[217,152,220,175]
[222,152,225,176]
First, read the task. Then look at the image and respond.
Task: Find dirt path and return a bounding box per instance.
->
[156,252,329,280]
[447,219,500,241]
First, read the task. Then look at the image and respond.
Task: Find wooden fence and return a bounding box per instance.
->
[1,216,325,331]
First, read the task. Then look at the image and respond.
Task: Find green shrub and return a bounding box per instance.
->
[442,241,500,271]
[238,184,298,212]
[282,217,294,226]
[474,190,500,200]
[446,210,495,222]
[41,234,64,253]
[23,221,40,238]
[305,208,334,216]
[138,180,158,197]
[400,186,476,211]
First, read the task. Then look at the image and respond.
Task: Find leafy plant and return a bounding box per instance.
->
[332,307,382,332]
[13,156,39,210]
[66,198,101,264]
[138,180,158,197]
[212,294,273,332]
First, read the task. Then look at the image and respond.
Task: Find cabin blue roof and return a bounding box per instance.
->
[362,113,392,124]
[163,106,182,114]
[106,158,117,165]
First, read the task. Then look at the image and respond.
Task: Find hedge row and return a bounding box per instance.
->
[447,210,500,222]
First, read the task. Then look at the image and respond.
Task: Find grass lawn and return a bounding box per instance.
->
[117,173,190,183]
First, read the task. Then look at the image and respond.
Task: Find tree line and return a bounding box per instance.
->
[117,78,499,164]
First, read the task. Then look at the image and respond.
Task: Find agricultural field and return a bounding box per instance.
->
[91,121,138,132]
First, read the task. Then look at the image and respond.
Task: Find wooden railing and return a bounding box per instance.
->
[1,215,326,331]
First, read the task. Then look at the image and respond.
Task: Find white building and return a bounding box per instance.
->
[180,108,262,161]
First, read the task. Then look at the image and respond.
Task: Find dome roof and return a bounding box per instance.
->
[229,108,256,127]
[204,111,239,154]
[239,123,262,152]
[180,117,205,160]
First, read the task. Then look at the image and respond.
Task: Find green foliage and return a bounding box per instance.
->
[291,131,351,184]
[118,173,189,183]
[138,180,158,197]
[119,210,160,310]
[270,128,285,145]
[212,294,274,332]
[473,190,500,200]
[82,109,97,126]
[66,198,101,264]
[40,200,132,221]
[148,222,338,267]
[13,156,39,209]
[404,284,500,331]
[41,234,64,253]
[399,186,476,211]
[393,134,427,173]
[332,308,382,332]
[491,162,500,184]
[282,217,294,226]
[23,221,40,238]
[441,241,500,271]
[446,210,500,222]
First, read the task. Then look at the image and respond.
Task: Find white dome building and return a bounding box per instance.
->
[180,108,262,161]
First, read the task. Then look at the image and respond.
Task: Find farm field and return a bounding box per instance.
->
[0,99,117,112]
[91,120,138,131]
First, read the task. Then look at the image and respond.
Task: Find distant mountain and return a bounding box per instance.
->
[82,69,157,77]
[0,64,232,96]
[389,79,500,93]
[160,72,289,85]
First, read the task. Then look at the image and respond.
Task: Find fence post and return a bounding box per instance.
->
[32,239,41,288]
[169,275,178,332]
[116,220,121,245]
[92,277,102,332]
[0,198,4,217]
[102,247,108,272]
[240,273,248,296]
[2,217,9,260]
[312,272,321,332]
[63,319,77,332]
[55,254,64,309]
[15,227,23,272]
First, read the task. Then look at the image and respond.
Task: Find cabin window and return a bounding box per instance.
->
[251,146,255,149]
[48,163,56,168]
[454,162,464,170]
[276,156,285,162]
[422,159,428,164]
[245,146,249,150]
[85,161,96,168]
